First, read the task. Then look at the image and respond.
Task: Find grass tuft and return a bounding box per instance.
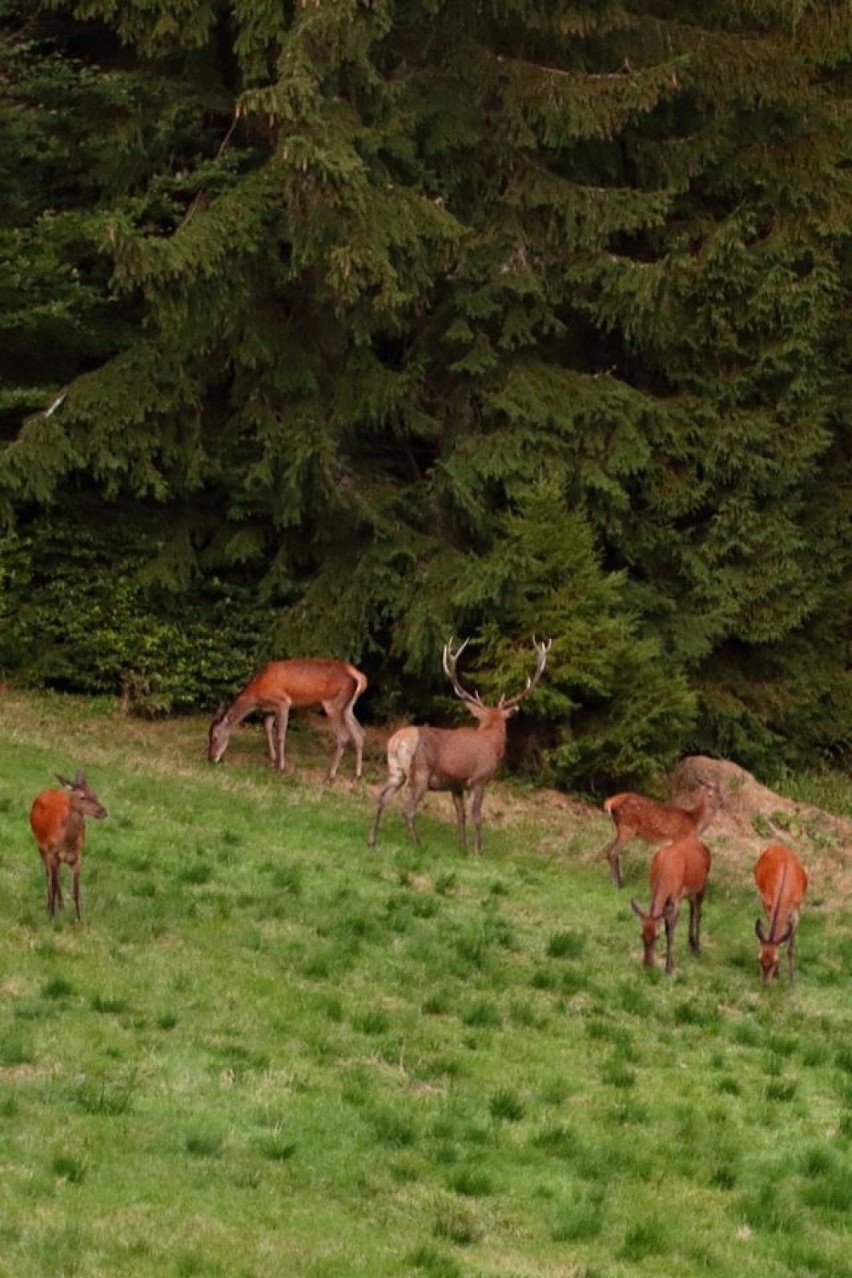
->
[448,1166,493,1197]
[184,1130,224,1158]
[42,975,74,1000]
[488,1089,525,1122]
[51,1153,88,1184]
[546,929,585,959]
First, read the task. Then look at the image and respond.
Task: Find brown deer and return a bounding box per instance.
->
[602,777,722,889]
[208,658,368,781]
[630,834,712,974]
[30,772,108,920]
[754,844,808,985]
[367,637,550,854]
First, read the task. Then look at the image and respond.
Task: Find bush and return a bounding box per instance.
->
[0,509,271,714]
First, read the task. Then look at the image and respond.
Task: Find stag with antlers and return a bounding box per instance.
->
[367,637,550,855]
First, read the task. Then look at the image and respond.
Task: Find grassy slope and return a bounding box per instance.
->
[1,692,851,1278]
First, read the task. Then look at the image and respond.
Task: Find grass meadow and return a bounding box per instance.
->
[1,691,852,1278]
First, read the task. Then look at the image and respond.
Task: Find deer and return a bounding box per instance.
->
[754,843,808,986]
[208,658,368,782]
[630,834,712,974]
[601,776,723,889]
[29,772,108,921]
[367,636,550,855]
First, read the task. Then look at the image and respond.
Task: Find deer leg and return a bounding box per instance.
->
[324,715,347,783]
[72,861,81,920]
[470,784,486,856]
[602,834,626,889]
[450,792,467,852]
[262,715,276,764]
[402,783,426,846]
[368,779,397,847]
[664,909,679,975]
[274,703,292,772]
[689,896,703,956]
[788,927,797,984]
[343,705,366,779]
[48,863,61,919]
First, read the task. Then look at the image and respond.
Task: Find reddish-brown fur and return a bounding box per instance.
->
[602,779,722,888]
[30,772,107,920]
[208,658,368,781]
[754,844,808,985]
[630,835,711,974]
[367,638,549,855]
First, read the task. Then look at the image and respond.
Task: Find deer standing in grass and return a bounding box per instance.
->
[208,658,368,781]
[630,834,711,974]
[30,772,108,921]
[754,844,808,986]
[602,777,722,889]
[368,637,550,855]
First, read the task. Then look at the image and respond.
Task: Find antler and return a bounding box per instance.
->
[500,636,552,709]
[442,637,485,707]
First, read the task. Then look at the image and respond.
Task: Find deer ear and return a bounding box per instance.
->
[55,773,73,791]
[630,898,645,919]
[755,918,766,942]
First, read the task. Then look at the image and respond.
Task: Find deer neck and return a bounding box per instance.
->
[66,807,85,842]
[475,714,508,758]
[227,693,261,728]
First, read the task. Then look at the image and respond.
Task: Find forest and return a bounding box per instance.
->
[1,0,851,791]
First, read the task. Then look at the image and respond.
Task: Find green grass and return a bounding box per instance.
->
[1,691,852,1276]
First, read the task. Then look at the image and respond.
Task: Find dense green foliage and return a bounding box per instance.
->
[1,0,851,786]
[1,693,852,1277]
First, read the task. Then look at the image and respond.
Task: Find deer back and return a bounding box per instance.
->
[606,780,721,844]
[244,659,366,708]
[754,844,808,939]
[648,835,712,914]
[605,794,697,843]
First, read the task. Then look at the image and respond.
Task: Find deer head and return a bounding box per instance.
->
[442,636,551,724]
[55,772,108,820]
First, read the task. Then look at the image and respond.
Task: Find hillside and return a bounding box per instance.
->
[2,690,852,1278]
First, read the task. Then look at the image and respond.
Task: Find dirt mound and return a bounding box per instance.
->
[670,755,851,898]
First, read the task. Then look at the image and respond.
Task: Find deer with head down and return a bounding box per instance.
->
[754,843,808,986]
[208,658,368,782]
[30,771,108,920]
[630,834,711,974]
[602,777,722,889]
[367,637,550,855]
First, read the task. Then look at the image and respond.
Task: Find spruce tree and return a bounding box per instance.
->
[0,0,849,783]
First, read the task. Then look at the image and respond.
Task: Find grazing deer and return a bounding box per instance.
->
[30,772,108,920]
[630,834,711,974]
[754,844,808,985]
[602,777,722,888]
[208,658,368,781]
[367,637,550,855]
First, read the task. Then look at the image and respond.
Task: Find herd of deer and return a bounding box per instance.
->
[29,642,809,986]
